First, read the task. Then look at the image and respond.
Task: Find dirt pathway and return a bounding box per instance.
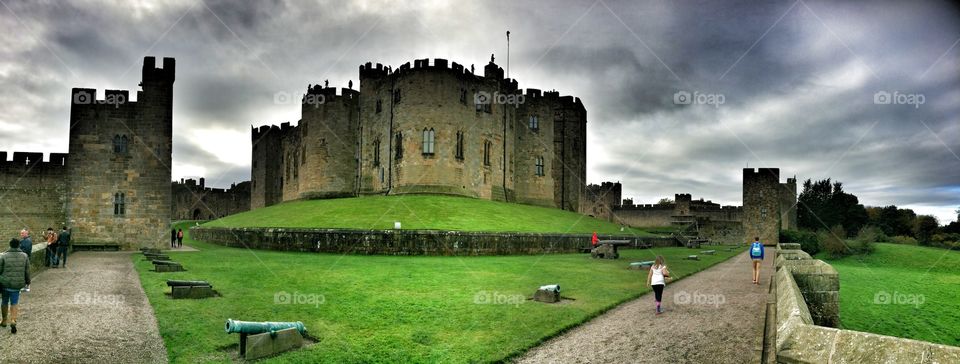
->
[517,251,774,364]
[0,251,167,364]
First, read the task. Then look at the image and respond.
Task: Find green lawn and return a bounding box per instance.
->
[816,243,960,346]
[137,221,743,363]
[202,194,653,236]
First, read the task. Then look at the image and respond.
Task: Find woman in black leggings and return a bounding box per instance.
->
[646,255,672,314]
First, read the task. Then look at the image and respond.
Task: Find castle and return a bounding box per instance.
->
[171,178,250,221]
[0,57,173,249]
[582,169,797,244]
[251,57,587,211]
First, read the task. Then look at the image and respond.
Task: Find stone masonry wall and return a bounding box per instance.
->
[0,152,68,238]
[190,226,676,256]
[743,168,782,245]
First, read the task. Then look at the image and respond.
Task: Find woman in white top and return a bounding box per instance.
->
[645,255,672,314]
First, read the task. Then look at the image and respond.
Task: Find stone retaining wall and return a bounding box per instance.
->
[190,226,678,256]
[774,245,960,363]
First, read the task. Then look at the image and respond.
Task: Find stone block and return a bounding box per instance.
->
[243,327,305,361]
[779,243,801,250]
[685,255,699,261]
[590,243,618,259]
[628,261,654,270]
[700,250,716,255]
[533,289,560,303]
[171,285,215,299]
[777,325,838,363]
[143,255,170,261]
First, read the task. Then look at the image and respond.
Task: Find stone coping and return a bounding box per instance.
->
[774,248,960,363]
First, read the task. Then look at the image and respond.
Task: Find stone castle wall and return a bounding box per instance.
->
[743,168,783,245]
[171,178,250,220]
[190,226,675,256]
[0,152,68,238]
[252,58,587,213]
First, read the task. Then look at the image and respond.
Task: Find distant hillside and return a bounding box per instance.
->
[203,194,653,235]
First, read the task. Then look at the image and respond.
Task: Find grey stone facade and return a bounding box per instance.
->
[171,178,250,220]
[251,58,587,212]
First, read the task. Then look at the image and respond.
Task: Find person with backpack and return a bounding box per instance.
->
[646,255,672,314]
[749,237,765,284]
[176,229,184,248]
[1,238,31,334]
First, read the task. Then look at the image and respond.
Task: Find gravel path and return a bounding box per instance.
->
[517,251,774,364]
[0,251,168,364]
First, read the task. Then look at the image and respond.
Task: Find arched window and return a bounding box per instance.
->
[529,115,539,131]
[422,128,435,155]
[455,131,464,160]
[395,132,403,160]
[113,135,122,153]
[120,135,129,154]
[535,156,545,176]
[483,140,491,166]
[114,192,126,216]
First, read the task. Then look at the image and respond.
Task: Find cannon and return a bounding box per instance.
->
[538,284,560,293]
[152,260,180,265]
[225,319,306,336]
[225,319,308,359]
[534,284,561,303]
[166,280,211,287]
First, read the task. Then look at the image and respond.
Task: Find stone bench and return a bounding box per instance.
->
[171,285,215,299]
[700,250,716,255]
[684,255,700,261]
[152,260,185,272]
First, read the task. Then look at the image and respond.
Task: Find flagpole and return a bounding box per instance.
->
[506,31,510,80]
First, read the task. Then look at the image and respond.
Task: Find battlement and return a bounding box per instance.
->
[303,85,359,103]
[173,177,251,194]
[675,193,693,202]
[142,56,175,83]
[0,152,67,168]
[743,167,780,179]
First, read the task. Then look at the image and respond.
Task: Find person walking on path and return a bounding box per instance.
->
[1,238,32,334]
[170,229,177,249]
[56,226,71,268]
[646,255,671,315]
[18,229,32,260]
[176,229,184,248]
[749,237,764,284]
[45,228,58,267]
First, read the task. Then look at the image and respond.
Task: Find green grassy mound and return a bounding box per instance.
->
[137,222,744,363]
[817,243,960,346]
[204,194,653,235]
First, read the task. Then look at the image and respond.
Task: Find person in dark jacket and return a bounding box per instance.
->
[18,229,32,259]
[171,228,177,248]
[1,238,31,334]
[57,226,71,268]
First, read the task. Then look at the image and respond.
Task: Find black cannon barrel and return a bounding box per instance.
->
[152,260,180,265]
[166,280,211,287]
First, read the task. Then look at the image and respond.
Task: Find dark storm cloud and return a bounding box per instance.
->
[1,0,957,223]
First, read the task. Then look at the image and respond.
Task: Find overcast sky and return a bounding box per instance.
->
[2,0,958,224]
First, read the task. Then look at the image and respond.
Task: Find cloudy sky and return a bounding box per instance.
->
[2,0,958,224]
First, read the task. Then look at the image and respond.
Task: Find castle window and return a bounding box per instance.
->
[113,192,126,216]
[460,88,467,105]
[422,128,435,155]
[373,139,381,166]
[529,115,539,131]
[483,140,491,166]
[113,135,129,154]
[455,131,464,160]
[535,156,545,176]
[393,89,401,104]
[395,132,403,160]
[376,99,383,113]
[761,207,768,219]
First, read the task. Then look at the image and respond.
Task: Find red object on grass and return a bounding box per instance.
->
[591,232,599,246]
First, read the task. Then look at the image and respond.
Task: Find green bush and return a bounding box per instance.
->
[781,229,820,255]
[820,225,849,258]
[889,235,919,245]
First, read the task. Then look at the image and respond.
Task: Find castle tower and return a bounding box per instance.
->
[743,168,782,245]
[66,56,174,249]
[297,85,360,199]
[780,177,798,231]
[674,193,693,216]
[251,125,283,208]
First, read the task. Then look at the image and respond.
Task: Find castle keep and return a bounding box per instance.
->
[251,57,587,211]
[0,57,174,249]
[742,168,797,245]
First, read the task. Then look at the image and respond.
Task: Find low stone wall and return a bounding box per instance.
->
[190,227,678,256]
[27,242,48,276]
[774,245,960,363]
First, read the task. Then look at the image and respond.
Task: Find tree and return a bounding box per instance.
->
[914,215,939,244]
[655,198,673,206]
[797,178,866,235]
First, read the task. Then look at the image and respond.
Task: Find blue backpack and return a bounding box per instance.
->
[750,242,763,257]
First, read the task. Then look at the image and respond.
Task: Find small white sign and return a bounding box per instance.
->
[394,221,401,230]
